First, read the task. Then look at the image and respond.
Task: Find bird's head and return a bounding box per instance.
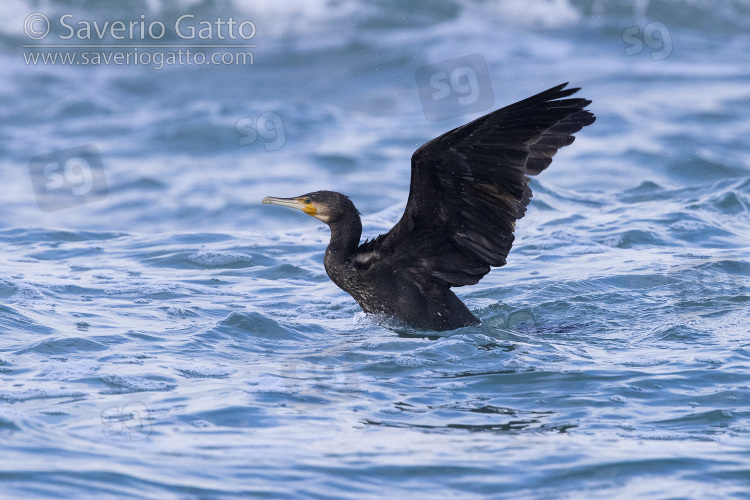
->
[262,190,357,225]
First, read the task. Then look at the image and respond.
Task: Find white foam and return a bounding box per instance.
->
[395,356,423,368]
[187,250,253,268]
[37,359,99,381]
[0,388,85,403]
[100,374,177,392]
[483,0,582,28]
[176,365,234,378]
[245,375,293,394]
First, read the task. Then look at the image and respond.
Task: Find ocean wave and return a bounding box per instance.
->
[4,0,750,45]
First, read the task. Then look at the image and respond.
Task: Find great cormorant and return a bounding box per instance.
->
[263,83,595,331]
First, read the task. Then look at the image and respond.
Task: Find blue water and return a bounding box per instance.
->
[2,0,750,498]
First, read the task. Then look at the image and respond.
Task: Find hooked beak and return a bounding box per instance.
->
[262,196,318,218]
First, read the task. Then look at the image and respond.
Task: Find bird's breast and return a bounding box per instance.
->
[324,253,392,313]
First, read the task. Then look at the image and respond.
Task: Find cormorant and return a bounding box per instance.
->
[263,83,595,331]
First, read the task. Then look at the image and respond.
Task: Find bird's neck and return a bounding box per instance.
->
[325,213,362,261]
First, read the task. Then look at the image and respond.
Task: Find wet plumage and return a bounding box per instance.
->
[263,83,595,330]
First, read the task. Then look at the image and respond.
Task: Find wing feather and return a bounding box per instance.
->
[356,83,595,287]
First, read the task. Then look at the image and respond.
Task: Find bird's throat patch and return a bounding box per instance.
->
[303,205,317,216]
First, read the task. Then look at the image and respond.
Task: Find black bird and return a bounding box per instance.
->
[263,83,595,331]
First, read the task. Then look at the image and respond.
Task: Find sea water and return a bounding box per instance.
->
[1,0,749,498]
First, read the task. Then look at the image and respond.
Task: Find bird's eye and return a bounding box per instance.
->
[304,197,312,204]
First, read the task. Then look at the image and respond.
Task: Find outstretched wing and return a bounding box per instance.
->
[356,83,595,287]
